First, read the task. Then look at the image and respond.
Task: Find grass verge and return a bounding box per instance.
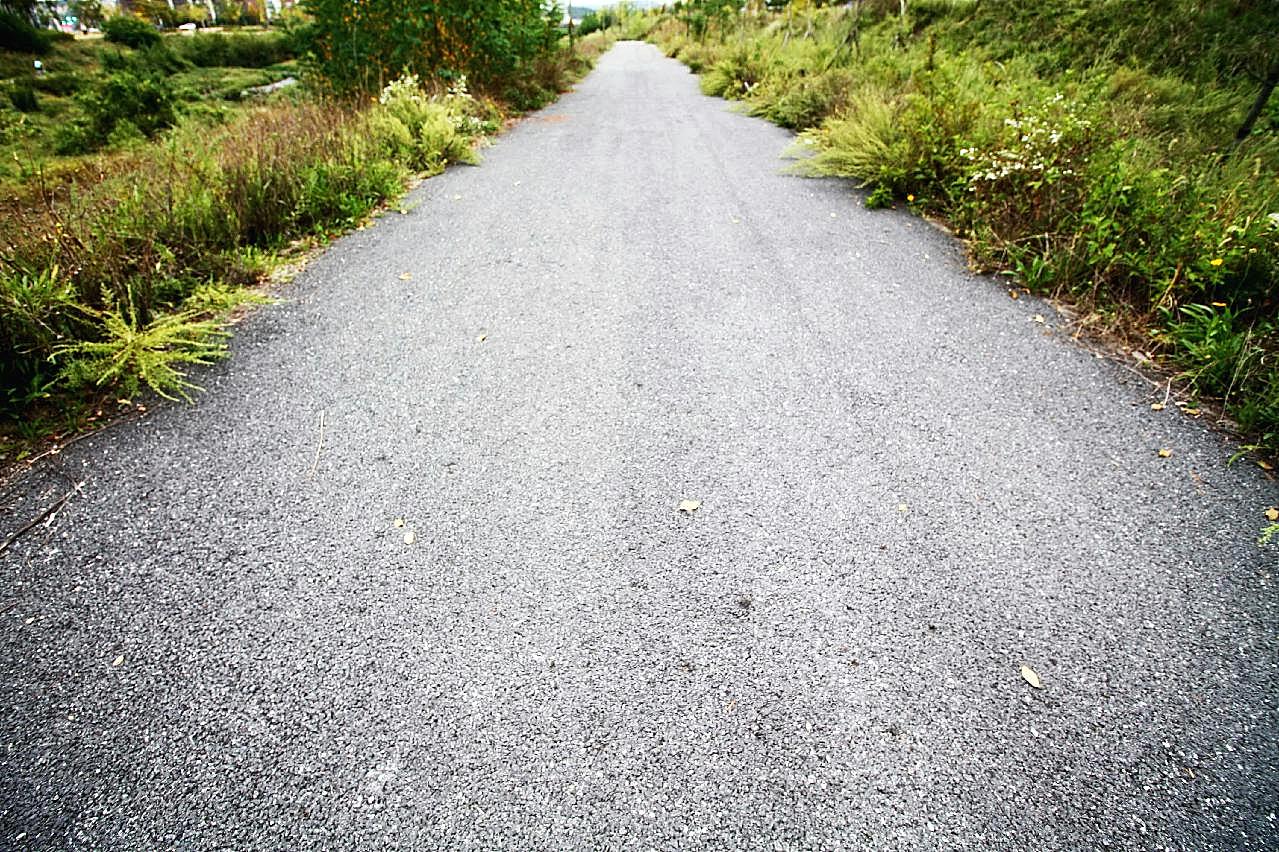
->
[647,1,1279,459]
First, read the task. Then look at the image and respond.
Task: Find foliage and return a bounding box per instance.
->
[55,301,229,402]
[0,9,52,53]
[169,31,295,69]
[0,75,496,410]
[303,0,564,95]
[102,15,161,50]
[55,69,177,153]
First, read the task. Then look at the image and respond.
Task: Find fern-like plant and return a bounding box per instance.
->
[55,305,228,402]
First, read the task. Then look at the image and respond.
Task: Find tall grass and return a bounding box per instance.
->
[0,79,491,412]
[650,2,1279,450]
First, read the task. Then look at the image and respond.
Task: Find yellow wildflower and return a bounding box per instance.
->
[1209,257,1224,267]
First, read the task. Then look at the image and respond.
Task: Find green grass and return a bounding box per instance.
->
[0,28,615,445]
[648,0,1279,455]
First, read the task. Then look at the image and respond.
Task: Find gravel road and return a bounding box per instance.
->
[2,42,1277,850]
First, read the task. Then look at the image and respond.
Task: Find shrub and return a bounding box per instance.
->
[32,71,85,96]
[7,80,38,112]
[169,31,294,68]
[0,9,52,53]
[81,70,177,144]
[102,15,161,49]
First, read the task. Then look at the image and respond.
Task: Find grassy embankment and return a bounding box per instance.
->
[0,22,615,454]
[642,0,1279,461]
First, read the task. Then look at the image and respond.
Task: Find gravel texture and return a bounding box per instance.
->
[2,42,1278,850]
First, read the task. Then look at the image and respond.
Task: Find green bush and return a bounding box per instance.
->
[169,31,294,68]
[32,71,85,96]
[87,70,177,138]
[7,80,39,112]
[102,15,161,49]
[0,10,53,54]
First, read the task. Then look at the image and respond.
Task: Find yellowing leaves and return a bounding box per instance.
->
[1158,448,1173,458]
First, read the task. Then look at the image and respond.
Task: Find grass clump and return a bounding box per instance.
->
[646,0,1279,453]
[0,74,495,414]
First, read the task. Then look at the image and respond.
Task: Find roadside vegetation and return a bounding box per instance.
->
[644,0,1279,458]
[0,0,612,453]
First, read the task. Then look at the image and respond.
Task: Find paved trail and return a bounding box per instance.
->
[2,42,1277,849]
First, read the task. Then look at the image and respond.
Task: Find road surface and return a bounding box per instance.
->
[2,42,1277,849]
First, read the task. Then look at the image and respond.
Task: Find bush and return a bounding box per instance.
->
[88,70,177,138]
[0,10,52,54]
[169,31,294,68]
[7,80,38,112]
[102,15,161,49]
[32,71,85,96]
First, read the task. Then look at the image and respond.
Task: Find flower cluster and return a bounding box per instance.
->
[961,96,1092,192]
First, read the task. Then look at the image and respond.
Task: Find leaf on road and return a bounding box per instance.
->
[1259,459,1274,471]
[678,499,701,513]
[476,334,487,343]
[112,655,124,667]
[1151,402,1166,411]
[897,503,909,513]
[1266,507,1279,522]
[399,273,412,281]
[1008,289,1020,300]
[1032,314,1045,324]
[1020,664,1042,689]
[1158,448,1173,458]
[403,530,416,545]
[394,518,405,528]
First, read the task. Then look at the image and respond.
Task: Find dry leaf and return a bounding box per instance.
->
[111,655,124,667]
[1020,664,1043,689]
[1266,508,1279,522]
[1032,314,1046,324]
[1259,460,1274,471]
[1184,408,1201,416]
[1151,402,1166,411]
[1158,448,1173,458]
[393,518,405,528]
[896,503,909,513]
[399,273,412,281]
[476,334,487,343]
[1008,289,1020,300]
[678,499,701,513]
[403,530,416,545]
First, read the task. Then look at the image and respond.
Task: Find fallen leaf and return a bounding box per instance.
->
[1260,460,1274,471]
[452,194,462,200]
[476,334,487,343]
[393,518,405,528]
[1158,448,1173,458]
[1032,314,1045,324]
[1151,402,1166,411]
[403,530,416,545]
[399,272,412,281]
[1266,508,1279,522]
[111,655,124,667]
[1184,408,1201,416]
[1008,289,1020,300]
[678,499,701,513]
[1020,664,1043,689]
[896,503,909,513]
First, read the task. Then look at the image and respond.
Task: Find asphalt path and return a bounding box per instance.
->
[2,42,1277,849]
